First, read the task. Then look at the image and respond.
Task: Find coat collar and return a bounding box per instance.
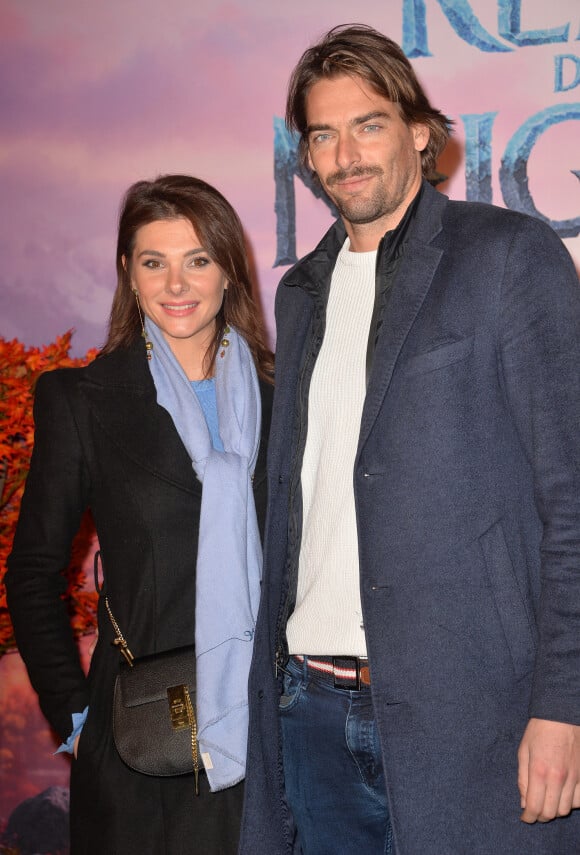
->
[79,338,199,495]
[281,180,448,453]
[281,180,446,294]
[358,181,446,449]
[280,218,346,300]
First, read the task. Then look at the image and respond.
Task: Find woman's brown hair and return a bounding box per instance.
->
[102,174,273,382]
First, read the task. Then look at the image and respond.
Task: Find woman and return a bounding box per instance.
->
[6,175,274,854]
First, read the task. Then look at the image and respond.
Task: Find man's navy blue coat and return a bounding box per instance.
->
[239,181,580,854]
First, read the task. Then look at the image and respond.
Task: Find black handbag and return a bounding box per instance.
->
[95,553,200,790]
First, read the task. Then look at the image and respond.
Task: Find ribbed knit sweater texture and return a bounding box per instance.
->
[287,238,377,656]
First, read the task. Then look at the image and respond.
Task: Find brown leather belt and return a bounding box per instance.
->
[293,655,371,690]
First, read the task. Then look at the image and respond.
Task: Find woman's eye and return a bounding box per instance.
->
[143,259,163,269]
[191,256,210,268]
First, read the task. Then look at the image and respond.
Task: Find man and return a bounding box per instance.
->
[240,24,580,855]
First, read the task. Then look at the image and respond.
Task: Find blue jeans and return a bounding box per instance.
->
[280,656,393,855]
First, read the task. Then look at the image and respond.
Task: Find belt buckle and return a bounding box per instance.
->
[332,657,360,691]
[332,657,371,690]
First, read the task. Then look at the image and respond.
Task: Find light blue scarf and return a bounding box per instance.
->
[145,319,262,791]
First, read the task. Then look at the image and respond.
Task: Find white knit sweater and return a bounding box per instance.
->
[286,238,377,656]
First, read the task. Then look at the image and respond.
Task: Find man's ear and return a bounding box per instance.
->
[413,123,430,153]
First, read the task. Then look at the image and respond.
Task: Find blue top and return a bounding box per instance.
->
[191,378,224,451]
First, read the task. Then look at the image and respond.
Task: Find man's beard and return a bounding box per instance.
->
[325,165,396,225]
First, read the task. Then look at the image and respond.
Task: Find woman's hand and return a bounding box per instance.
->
[88,629,98,657]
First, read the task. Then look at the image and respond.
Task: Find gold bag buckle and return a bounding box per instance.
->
[167,684,192,731]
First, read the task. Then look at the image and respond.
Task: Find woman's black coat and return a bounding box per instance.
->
[6,338,272,854]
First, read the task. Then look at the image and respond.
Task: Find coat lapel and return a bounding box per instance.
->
[79,341,198,495]
[358,185,446,451]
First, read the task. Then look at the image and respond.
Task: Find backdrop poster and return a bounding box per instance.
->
[0,0,578,840]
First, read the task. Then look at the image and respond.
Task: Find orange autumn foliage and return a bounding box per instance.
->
[0,332,99,656]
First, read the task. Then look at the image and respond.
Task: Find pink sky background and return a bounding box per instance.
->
[0,0,579,820]
[0,0,578,357]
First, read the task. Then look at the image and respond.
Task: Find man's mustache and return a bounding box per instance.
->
[326,165,383,186]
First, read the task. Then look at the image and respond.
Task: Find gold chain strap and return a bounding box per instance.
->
[104,597,134,666]
[184,689,200,795]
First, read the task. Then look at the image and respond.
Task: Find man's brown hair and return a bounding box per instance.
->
[286,24,451,178]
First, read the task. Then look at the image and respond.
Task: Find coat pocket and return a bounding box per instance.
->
[478,519,536,678]
[402,335,474,376]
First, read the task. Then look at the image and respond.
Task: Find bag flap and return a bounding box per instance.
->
[117,644,196,708]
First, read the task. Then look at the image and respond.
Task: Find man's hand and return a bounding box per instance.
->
[518,718,580,823]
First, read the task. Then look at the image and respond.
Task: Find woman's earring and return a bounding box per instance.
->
[132,288,153,360]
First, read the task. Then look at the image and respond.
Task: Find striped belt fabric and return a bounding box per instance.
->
[293,655,371,690]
